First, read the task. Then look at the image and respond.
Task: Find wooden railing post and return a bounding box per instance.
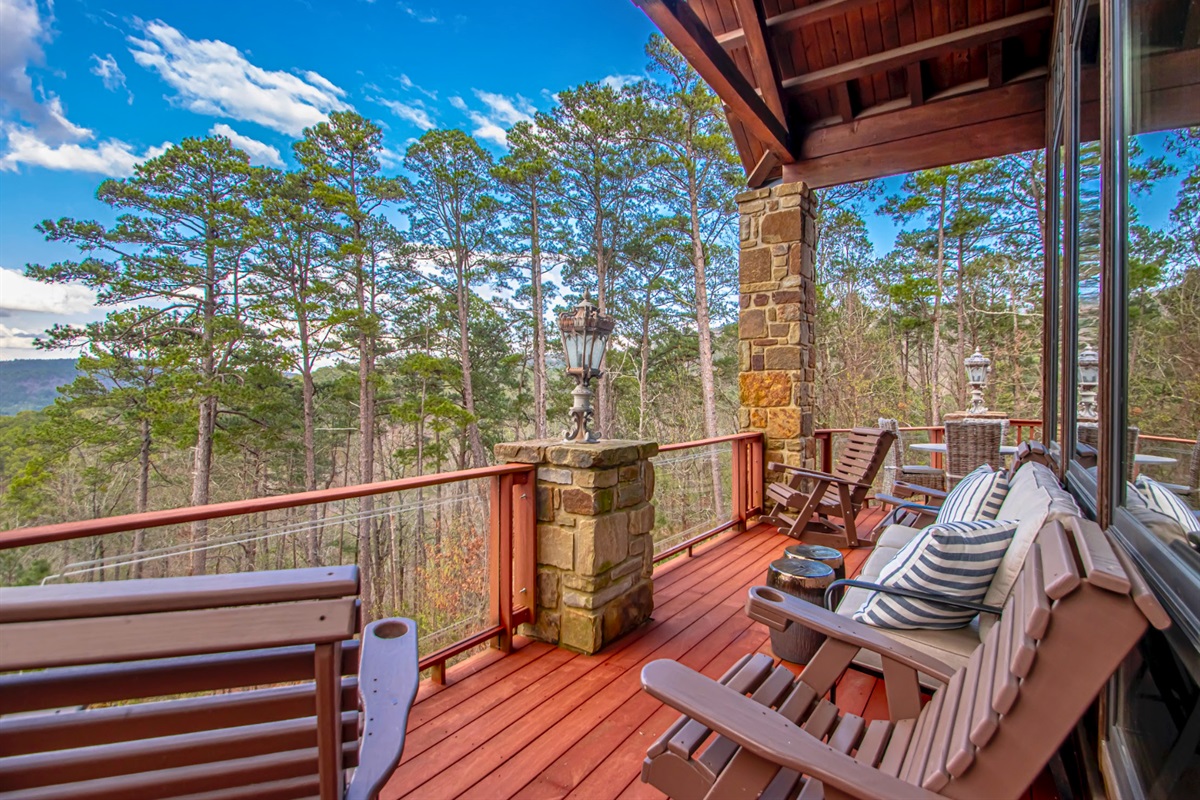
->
[512,468,536,626]
[488,473,514,654]
[731,438,747,529]
[930,427,945,471]
[750,434,764,516]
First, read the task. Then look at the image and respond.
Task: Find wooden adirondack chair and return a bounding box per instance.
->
[763,427,896,548]
[0,566,419,800]
[639,517,1169,800]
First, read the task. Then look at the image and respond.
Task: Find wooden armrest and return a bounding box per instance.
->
[894,481,948,500]
[641,660,940,800]
[873,494,940,516]
[767,463,871,490]
[346,617,420,800]
[823,579,1002,617]
[746,586,955,684]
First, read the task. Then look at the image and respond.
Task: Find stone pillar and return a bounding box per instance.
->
[493,439,657,655]
[736,182,819,494]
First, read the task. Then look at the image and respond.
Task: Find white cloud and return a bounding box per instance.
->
[399,73,437,100]
[375,98,435,131]
[398,3,439,24]
[209,123,283,167]
[90,53,132,103]
[600,74,643,91]
[0,323,38,350]
[0,0,90,142]
[0,124,170,176]
[0,268,97,315]
[453,90,537,147]
[127,20,350,136]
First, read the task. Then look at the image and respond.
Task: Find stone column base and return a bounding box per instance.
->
[494,439,657,655]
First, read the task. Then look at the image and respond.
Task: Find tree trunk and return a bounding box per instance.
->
[688,181,725,517]
[355,247,375,615]
[132,416,151,580]
[930,185,947,425]
[638,287,652,438]
[457,256,488,467]
[190,237,218,577]
[302,363,319,566]
[531,187,547,439]
[593,213,611,435]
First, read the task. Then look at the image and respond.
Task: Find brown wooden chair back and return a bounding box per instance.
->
[830,427,896,510]
[0,566,410,800]
[878,518,1167,798]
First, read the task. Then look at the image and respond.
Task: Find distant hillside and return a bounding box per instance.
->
[0,359,79,415]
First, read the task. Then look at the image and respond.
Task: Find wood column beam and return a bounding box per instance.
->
[747,151,780,188]
[634,0,795,161]
[781,8,1053,94]
[733,0,786,122]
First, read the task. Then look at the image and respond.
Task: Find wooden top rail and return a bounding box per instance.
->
[1138,434,1198,445]
[816,420,1045,437]
[0,462,535,551]
[657,432,762,453]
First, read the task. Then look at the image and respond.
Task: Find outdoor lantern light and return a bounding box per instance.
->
[964,348,992,415]
[558,292,615,443]
[1078,344,1100,420]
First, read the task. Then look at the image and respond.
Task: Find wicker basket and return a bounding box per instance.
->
[944,419,1003,489]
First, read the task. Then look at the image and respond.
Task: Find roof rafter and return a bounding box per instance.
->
[717,0,903,50]
[632,0,795,162]
[782,7,1053,94]
[732,0,786,122]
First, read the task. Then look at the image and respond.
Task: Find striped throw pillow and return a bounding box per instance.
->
[853,519,1019,630]
[1136,475,1200,534]
[935,465,1010,524]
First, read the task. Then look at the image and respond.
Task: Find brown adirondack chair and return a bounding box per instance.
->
[763,427,896,548]
[639,517,1169,800]
[0,565,419,800]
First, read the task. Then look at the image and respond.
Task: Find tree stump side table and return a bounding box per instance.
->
[784,544,845,607]
[764,558,834,664]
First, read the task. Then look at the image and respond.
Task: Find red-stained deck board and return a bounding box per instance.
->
[381,506,1060,800]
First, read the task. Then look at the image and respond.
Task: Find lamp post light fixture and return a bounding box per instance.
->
[1077,344,1100,420]
[558,292,615,443]
[964,348,992,415]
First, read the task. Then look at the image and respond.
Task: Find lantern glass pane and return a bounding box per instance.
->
[563,330,584,370]
[587,330,606,371]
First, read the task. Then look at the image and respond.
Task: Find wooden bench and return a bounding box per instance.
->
[639,518,1170,800]
[0,565,418,800]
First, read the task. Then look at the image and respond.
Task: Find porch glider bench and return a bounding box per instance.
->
[640,517,1170,800]
[0,565,418,800]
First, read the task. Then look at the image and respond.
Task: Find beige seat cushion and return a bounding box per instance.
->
[985,462,1081,606]
[839,521,980,684]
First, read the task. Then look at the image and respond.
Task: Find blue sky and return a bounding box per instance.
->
[0,1,1187,360]
[0,0,662,357]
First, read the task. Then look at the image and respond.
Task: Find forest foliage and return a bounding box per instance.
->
[1,37,1196,597]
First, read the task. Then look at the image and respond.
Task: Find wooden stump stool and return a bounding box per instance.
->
[765,558,834,664]
[784,544,845,606]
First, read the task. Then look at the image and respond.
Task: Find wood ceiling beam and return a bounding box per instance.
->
[732,0,786,122]
[633,0,795,161]
[782,7,1053,94]
[717,0,891,51]
[747,151,780,188]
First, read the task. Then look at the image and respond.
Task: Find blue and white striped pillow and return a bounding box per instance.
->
[1135,475,1200,534]
[853,519,1019,630]
[936,465,1009,524]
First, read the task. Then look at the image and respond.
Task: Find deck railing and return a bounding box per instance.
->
[0,463,537,684]
[651,432,763,563]
[816,420,1045,477]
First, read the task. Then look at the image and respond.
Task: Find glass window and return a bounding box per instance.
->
[1120,0,1199,530]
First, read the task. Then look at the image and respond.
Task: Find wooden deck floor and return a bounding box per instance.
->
[382,509,1062,800]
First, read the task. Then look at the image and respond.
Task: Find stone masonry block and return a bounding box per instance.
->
[538,526,574,570]
[617,481,644,509]
[760,209,803,243]
[739,308,766,339]
[602,580,652,644]
[763,346,802,370]
[538,467,573,485]
[538,571,561,609]
[628,503,655,535]
[545,442,643,469]
[577,468,618,488]
[739,371,791,407]
[575,513,629,575]
[561,486,614,515]
[739,247,771,285]
[618,465,639,482]
[767,407,801,440]
[642,462,655,501]
[563,575,633,610]
[560,608,603,654]
[535,486,554,522]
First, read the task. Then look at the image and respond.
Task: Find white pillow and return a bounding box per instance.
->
[853,519,1019,630]
[936,465,1010,524]
[1136,475,1200,534]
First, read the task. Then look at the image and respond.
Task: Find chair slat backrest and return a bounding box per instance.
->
[0,567,363,800]
[831,427,896,506]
